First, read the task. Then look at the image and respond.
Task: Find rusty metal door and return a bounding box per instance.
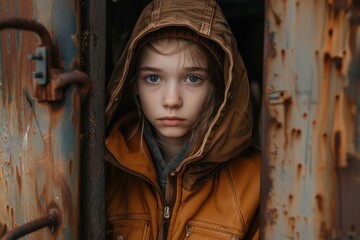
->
[0,1,88,239]
[262,0,360,239]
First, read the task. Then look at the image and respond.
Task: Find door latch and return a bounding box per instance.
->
[0,18,90,101]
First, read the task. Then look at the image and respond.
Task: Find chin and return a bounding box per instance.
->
[160,132,186,139]
[157,129,189,140]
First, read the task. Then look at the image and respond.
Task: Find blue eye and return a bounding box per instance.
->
[186,76,201,84]
[145,75,160,83]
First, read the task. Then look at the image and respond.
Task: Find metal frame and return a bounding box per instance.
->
[80,1,106,239]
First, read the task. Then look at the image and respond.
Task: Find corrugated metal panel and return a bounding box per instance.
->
[262,0,360,239]
[0,0,82,239]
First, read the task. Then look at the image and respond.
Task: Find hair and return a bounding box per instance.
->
[126,34,224,158]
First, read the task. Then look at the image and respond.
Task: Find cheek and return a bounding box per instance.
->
[137,90,157,116]
[190,87,211,115]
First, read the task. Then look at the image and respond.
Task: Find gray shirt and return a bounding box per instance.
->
[143,120,189,195]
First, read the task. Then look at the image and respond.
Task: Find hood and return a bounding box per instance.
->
[105,0,253,166]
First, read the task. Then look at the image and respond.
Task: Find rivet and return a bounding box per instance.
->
[116,235,124,240]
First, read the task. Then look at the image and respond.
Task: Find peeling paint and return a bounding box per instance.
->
[262,0,360,239]
[0,0,82,239]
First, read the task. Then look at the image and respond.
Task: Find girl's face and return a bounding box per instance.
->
[136,38,212,144]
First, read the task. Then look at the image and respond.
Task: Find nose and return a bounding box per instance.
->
[162,82,182,109]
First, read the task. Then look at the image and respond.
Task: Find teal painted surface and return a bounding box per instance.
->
[33,0,79,71]
[0,0,81,239]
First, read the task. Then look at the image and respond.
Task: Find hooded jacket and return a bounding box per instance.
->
[105,0,261,239]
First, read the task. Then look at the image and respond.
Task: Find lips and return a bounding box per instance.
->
[159,116,185,126]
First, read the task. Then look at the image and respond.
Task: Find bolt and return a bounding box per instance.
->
[28,53,43,61]
[32,72,44,78]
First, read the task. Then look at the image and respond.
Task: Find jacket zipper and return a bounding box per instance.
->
[162,171,177,240]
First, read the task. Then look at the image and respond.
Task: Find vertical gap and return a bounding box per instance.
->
[80,0,106,239]
[217,0,265,149]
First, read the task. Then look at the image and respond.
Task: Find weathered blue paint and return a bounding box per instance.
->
[0,0,82,239]
[262,0,360,239]
[33,0,79,71]
[51,1,79,71]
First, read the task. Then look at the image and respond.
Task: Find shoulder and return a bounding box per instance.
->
[227,145,261,175]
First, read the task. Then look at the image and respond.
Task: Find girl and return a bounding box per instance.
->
[105,0,260,239]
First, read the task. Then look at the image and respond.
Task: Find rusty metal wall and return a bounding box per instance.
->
[0,0,82,239]
[262,0,360,239]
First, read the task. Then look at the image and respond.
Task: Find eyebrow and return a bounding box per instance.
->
[138,66,209,72]
[138,67,161,72]
[183,67,209,72]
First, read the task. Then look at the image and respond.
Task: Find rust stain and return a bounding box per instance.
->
[275,122,282,129]
[297,163,302,177]
[332,90,347,168]
[315,194,323,212]
[15,166,22,194]
[10,207,14,228]
[60,177,75,226]
[271,6,282,26]
[328,28,333,37]
[283,96,292,148]
[332,56,343,73]
[266,31,277,58]
[288,194,293,204]
[48,101,66,124]
[71,88,81,126]
[267,208,278,225]
[291,128,296,137]
[288,216,295,232]
[323,52,332,67]
[281,49,285,63]
[315,50,319,57]
[4,179,8,193]
[1,168,3,182]
[69,158,73,175]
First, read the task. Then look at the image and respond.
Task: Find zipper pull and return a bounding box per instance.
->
[185,225,192,237]
[164,206,170,219]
